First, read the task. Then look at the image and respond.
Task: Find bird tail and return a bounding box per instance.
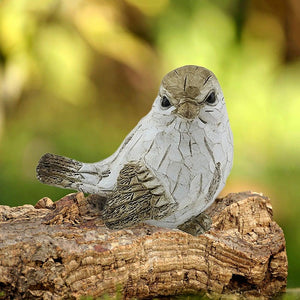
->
[36,153,105,194]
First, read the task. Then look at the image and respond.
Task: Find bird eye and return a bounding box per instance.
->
[161,96,171,108]
[205,92,216,105]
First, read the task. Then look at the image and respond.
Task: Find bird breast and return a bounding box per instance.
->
[139,117,228,210]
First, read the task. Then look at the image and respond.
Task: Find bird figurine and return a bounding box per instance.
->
[36,65,233,235]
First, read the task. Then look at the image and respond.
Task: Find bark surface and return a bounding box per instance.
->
[0,192,287,299]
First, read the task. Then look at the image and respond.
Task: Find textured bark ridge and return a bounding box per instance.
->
[0,192,287,299]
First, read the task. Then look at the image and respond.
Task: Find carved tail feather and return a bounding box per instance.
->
[36,153,106,194]
[36,153,83,188]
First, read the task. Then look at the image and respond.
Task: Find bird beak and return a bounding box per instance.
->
[176,101,200,120]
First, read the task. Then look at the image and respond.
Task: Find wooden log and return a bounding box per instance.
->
[0,192,287,299]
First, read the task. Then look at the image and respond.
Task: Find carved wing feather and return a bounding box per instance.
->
[102,162,177,229]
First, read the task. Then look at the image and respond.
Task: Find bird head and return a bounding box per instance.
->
[154,65,226,124]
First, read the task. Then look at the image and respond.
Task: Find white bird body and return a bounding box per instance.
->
[37,65,233,234]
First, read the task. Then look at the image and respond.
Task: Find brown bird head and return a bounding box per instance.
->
[158,65,222,120]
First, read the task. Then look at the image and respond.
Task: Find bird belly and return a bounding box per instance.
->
[144,126,232,228]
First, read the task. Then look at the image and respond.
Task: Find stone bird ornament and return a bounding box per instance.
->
[36,65,233,235]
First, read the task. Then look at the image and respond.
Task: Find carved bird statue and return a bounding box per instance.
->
[36,65,233,235]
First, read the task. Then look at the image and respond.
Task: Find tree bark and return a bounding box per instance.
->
[0,191,287,299]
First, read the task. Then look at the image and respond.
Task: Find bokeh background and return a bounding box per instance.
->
[0,0,299,288]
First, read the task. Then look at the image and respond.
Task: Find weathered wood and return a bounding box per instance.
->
[0,192,287,299]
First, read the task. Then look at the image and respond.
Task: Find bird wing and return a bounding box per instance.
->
[102,161,178,229]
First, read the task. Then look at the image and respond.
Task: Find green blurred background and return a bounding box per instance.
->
[0,0,299,287]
